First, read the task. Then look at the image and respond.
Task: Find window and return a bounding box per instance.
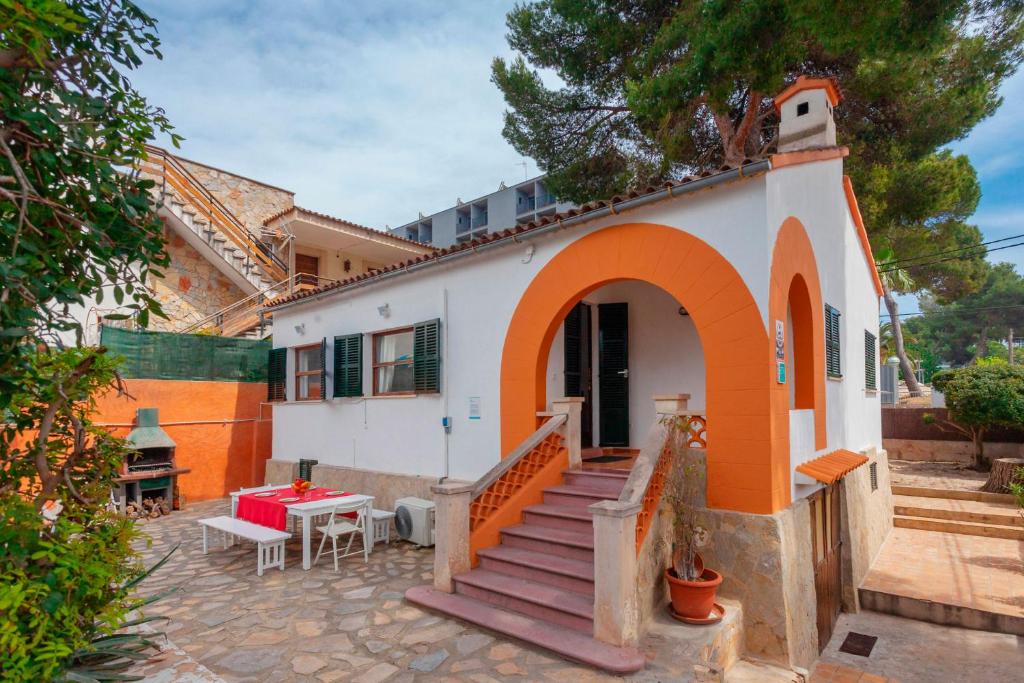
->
[267,347,287,401]
[333,334,363,398]
[294,342,325,400]
[865,330,877,390]
[797,101,810,116]
[373,328,415,395]
[825,304,841,378]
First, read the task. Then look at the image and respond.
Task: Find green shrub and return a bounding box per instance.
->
[929,364,1024,470]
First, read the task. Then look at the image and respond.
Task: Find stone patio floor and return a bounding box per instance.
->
[128,499,744,682]
[861,526,1023,618]
[887,460,988,492]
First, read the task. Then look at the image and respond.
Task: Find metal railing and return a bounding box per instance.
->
[139,146,288,281]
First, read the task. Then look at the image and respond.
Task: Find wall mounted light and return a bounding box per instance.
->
[294,323,306,334]
[377,303,390,318]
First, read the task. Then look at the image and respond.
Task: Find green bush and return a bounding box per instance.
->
[930,364,1024,470]
[0,349,149,682]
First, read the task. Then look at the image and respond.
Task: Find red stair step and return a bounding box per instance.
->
[454,569,593,633]
[476,545,594,596]
[523,503,595,535]
[563,470,630,495]
[405,586,645,674]
[501,523,594,562]
[543,484,617,509]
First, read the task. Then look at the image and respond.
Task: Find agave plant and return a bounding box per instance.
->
[58,545,180,683]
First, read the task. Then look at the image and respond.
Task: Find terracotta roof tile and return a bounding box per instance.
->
[262,205,433,251]
[267,159,770,309]
[795,449,868,485]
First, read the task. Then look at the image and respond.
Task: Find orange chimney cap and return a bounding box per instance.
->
[774,76,842,112]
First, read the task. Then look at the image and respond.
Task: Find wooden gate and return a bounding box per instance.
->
[810,484,842,651]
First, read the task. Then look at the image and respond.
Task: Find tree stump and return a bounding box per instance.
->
[981,458,1024,493]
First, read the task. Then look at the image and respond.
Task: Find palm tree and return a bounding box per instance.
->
[877,248,923,396]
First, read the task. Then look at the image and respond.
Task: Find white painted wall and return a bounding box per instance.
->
[766,157,883,499]
[272,158,881,488]
[544,280,705,448]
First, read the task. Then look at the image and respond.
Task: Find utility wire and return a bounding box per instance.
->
[880,303,1024,318]
[876,232,1024,268]
[877,240,1024,273]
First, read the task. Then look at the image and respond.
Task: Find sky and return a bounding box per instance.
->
[134,0,1024,295]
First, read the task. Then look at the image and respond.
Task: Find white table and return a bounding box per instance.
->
[230,486,375,570]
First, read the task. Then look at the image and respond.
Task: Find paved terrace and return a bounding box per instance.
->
[131,499,743,682]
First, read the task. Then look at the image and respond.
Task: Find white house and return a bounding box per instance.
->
[264,77,892,674]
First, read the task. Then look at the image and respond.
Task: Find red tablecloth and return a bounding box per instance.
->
[236,487,354,531]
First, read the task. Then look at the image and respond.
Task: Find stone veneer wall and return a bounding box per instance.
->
[840,447,893,612]
[147,225,247,332]
[883,438,1023,464]
[178,158,294,234]
[265,462,449,512]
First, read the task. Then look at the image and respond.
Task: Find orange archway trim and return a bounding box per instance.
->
[770,218,827,454]
[500,222,789,514]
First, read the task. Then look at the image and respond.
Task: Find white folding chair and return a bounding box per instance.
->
[313,499,369,571]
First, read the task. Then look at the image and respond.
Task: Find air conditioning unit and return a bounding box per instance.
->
[394,497,435,547]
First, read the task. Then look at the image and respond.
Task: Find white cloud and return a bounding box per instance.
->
[134,0,536,229]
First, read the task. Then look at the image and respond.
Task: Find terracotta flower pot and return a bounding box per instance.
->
[665,566,723,620]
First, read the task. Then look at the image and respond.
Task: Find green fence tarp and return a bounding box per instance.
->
[100,326,270,383]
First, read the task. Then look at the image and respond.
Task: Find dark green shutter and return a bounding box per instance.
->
[333,334,363,397]
[319,338,327,399]
[865,330,877,390]
[564,303,583,396]
[268,347,287,401]
[413,318,441,393]
[825,304,841,378]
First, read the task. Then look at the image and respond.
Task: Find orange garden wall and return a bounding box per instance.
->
[94,379,272,503]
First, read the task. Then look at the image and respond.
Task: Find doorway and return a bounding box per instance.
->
[598,302,629,447]
[563,302,593,448]
[810,485,842,651]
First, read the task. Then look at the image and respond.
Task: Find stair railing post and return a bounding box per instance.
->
[653,393,689,415]
[550,396,584,470]
[430,482,474,593]
[590,500,641,647]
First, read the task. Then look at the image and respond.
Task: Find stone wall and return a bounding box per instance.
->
[178,158,294,234]
[884,438,1023,464]
[308,463,447,512]
[148,225,247,331]
[636,448,817,670]
[841,447,893,612]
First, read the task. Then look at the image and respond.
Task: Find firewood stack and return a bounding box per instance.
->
[124,496,173,519]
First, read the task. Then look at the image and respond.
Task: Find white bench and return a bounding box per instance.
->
[198,515,291,576]
[372,509,395,544]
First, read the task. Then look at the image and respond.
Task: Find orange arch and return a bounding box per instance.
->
[500,222,788,514]
[770,217,827,452]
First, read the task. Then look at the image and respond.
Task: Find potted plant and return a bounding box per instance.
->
[662,415,723,622]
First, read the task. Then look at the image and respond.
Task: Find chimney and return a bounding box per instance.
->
[774,76,841,153]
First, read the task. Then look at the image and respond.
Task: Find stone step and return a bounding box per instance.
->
[453,569,593,633]
[543,484,618,509]
[500,523,594,563]
[562,469,629,495]
[405,586,645,674]
[859,587,1024,637]
[891,485,1015,505]
[522,503,594,535]
[893,494,1022,527]
[476,545,594,596]
[893,515,1024,541]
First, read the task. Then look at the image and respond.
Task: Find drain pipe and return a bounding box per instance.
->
[266,160,771,313]
[440,286,451,483]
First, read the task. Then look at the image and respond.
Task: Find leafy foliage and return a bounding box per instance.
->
[493,2,1022,387]
[0,0,178,404]
[928,364,1024,469]
[0,3,180,680]
[0,348,148,682]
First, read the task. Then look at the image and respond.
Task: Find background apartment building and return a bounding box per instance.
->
[391,176,575,248]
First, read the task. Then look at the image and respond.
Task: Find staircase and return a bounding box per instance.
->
[891,485,1023,540]
[139,146,287,295]
[407,467,646,673]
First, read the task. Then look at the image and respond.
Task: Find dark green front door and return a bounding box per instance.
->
[598,302,629,447]
[563,302,593,448]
